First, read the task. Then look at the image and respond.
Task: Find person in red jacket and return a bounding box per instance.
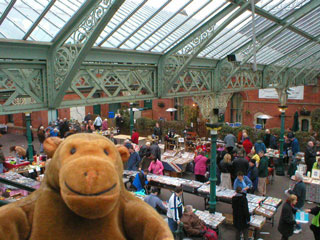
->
[242,133,253,155]
[131,129,139,145]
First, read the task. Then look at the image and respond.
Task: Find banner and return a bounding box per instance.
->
[259,86,304,100]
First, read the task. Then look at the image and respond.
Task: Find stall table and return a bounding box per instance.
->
[290,177,320,203]
[4,158,30,171]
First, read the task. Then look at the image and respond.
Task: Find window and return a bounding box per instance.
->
[8,114,13,123]
[301,119,309,132]
[144,100,152,109]
[230,93,243,123]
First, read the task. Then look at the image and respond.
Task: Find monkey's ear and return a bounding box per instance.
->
[117,146,130,162]
[44,137,63,158]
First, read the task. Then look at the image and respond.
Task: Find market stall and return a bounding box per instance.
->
[290,175,320,203]
[161,150,195,175]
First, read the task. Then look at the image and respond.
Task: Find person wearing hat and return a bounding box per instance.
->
[247,158,258,193]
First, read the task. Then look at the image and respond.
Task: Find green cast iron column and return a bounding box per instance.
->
[130,104,134,136]
[276,110,286,176]
[25,113,33,162]
[209,128,217,213]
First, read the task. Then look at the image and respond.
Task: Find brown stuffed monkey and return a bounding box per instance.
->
[0,133,173,240]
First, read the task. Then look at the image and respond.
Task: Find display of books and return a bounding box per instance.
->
[311,179,320,185]
[162,150,178,158]
[250,215,266,228]
[248,202,259,214]
[0,172,40,189]
[194,210,225,229]
[197,184,210,194]
[182,180,203,189]
[148,175,187,187]
[255,206,275,218]
[246,194,266,204]
[260,204,277,212]
[263,197,282,207]
[216,189,236,199]
[295,211,309,223]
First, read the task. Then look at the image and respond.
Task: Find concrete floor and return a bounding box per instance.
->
[0,133,317,240]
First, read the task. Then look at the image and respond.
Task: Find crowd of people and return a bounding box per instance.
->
[1,114,319,239]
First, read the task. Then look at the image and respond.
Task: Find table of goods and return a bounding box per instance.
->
[0,172,40,201]
[265,149,280,159]
[194,210,225,229]
[161,150,195,173]
[290,177,320,203]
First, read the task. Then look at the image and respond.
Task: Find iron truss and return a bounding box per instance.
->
[0,0,319,115]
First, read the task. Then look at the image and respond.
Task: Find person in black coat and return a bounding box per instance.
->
[305,141,317,174]
[232,187,250,240]
[278,194,298,240]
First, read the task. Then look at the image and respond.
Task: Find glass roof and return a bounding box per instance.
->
[0,0,319,69]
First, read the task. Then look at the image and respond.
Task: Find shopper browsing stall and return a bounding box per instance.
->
[233,171,252,193]
[278,194,298,240]
[148,158,164,175]
[219,153,233,189]
[247,159,258,193]
[181,205,218,240]
[126,145,141,171]
[288,171,306,234]
[194,151,208,183]
[167,187,184,232]
[306,204,320,240]
[258,150,269,196]
[144,187,167,215]
[232,186,250,240]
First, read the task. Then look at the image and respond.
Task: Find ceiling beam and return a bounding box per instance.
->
[0,0,16,25]
[230,0,320,56]
[159,2,250,95]
[223,0,320,85]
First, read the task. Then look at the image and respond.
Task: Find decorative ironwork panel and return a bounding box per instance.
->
[193,93,232,120]
[0,68,44,107]
[216,60,262,91]
[61,67,156,104]
[167,69,212,95]
[53,0,115,91]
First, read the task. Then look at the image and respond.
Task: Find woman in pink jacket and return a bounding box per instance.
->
[148,159,164,175]
[194,151,208,182]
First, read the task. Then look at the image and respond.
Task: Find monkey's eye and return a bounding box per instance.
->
[104,149,109,155]
[70,148,76,154]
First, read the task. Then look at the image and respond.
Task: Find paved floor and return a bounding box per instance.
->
[0,133,317,239]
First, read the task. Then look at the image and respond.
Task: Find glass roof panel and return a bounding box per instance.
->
[152,0,228,53]
[261,0,311,19]
[0,0,319,74]
[292,6,320,36]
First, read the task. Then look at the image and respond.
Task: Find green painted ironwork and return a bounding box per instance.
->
[224,0,320,87]
[48,0,125,109]
[276,109,286,176]
[160,3,249,96]
[0,0,319,115]
[25,113,34,162]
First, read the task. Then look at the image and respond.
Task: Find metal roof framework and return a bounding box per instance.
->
[0,0,319,114]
